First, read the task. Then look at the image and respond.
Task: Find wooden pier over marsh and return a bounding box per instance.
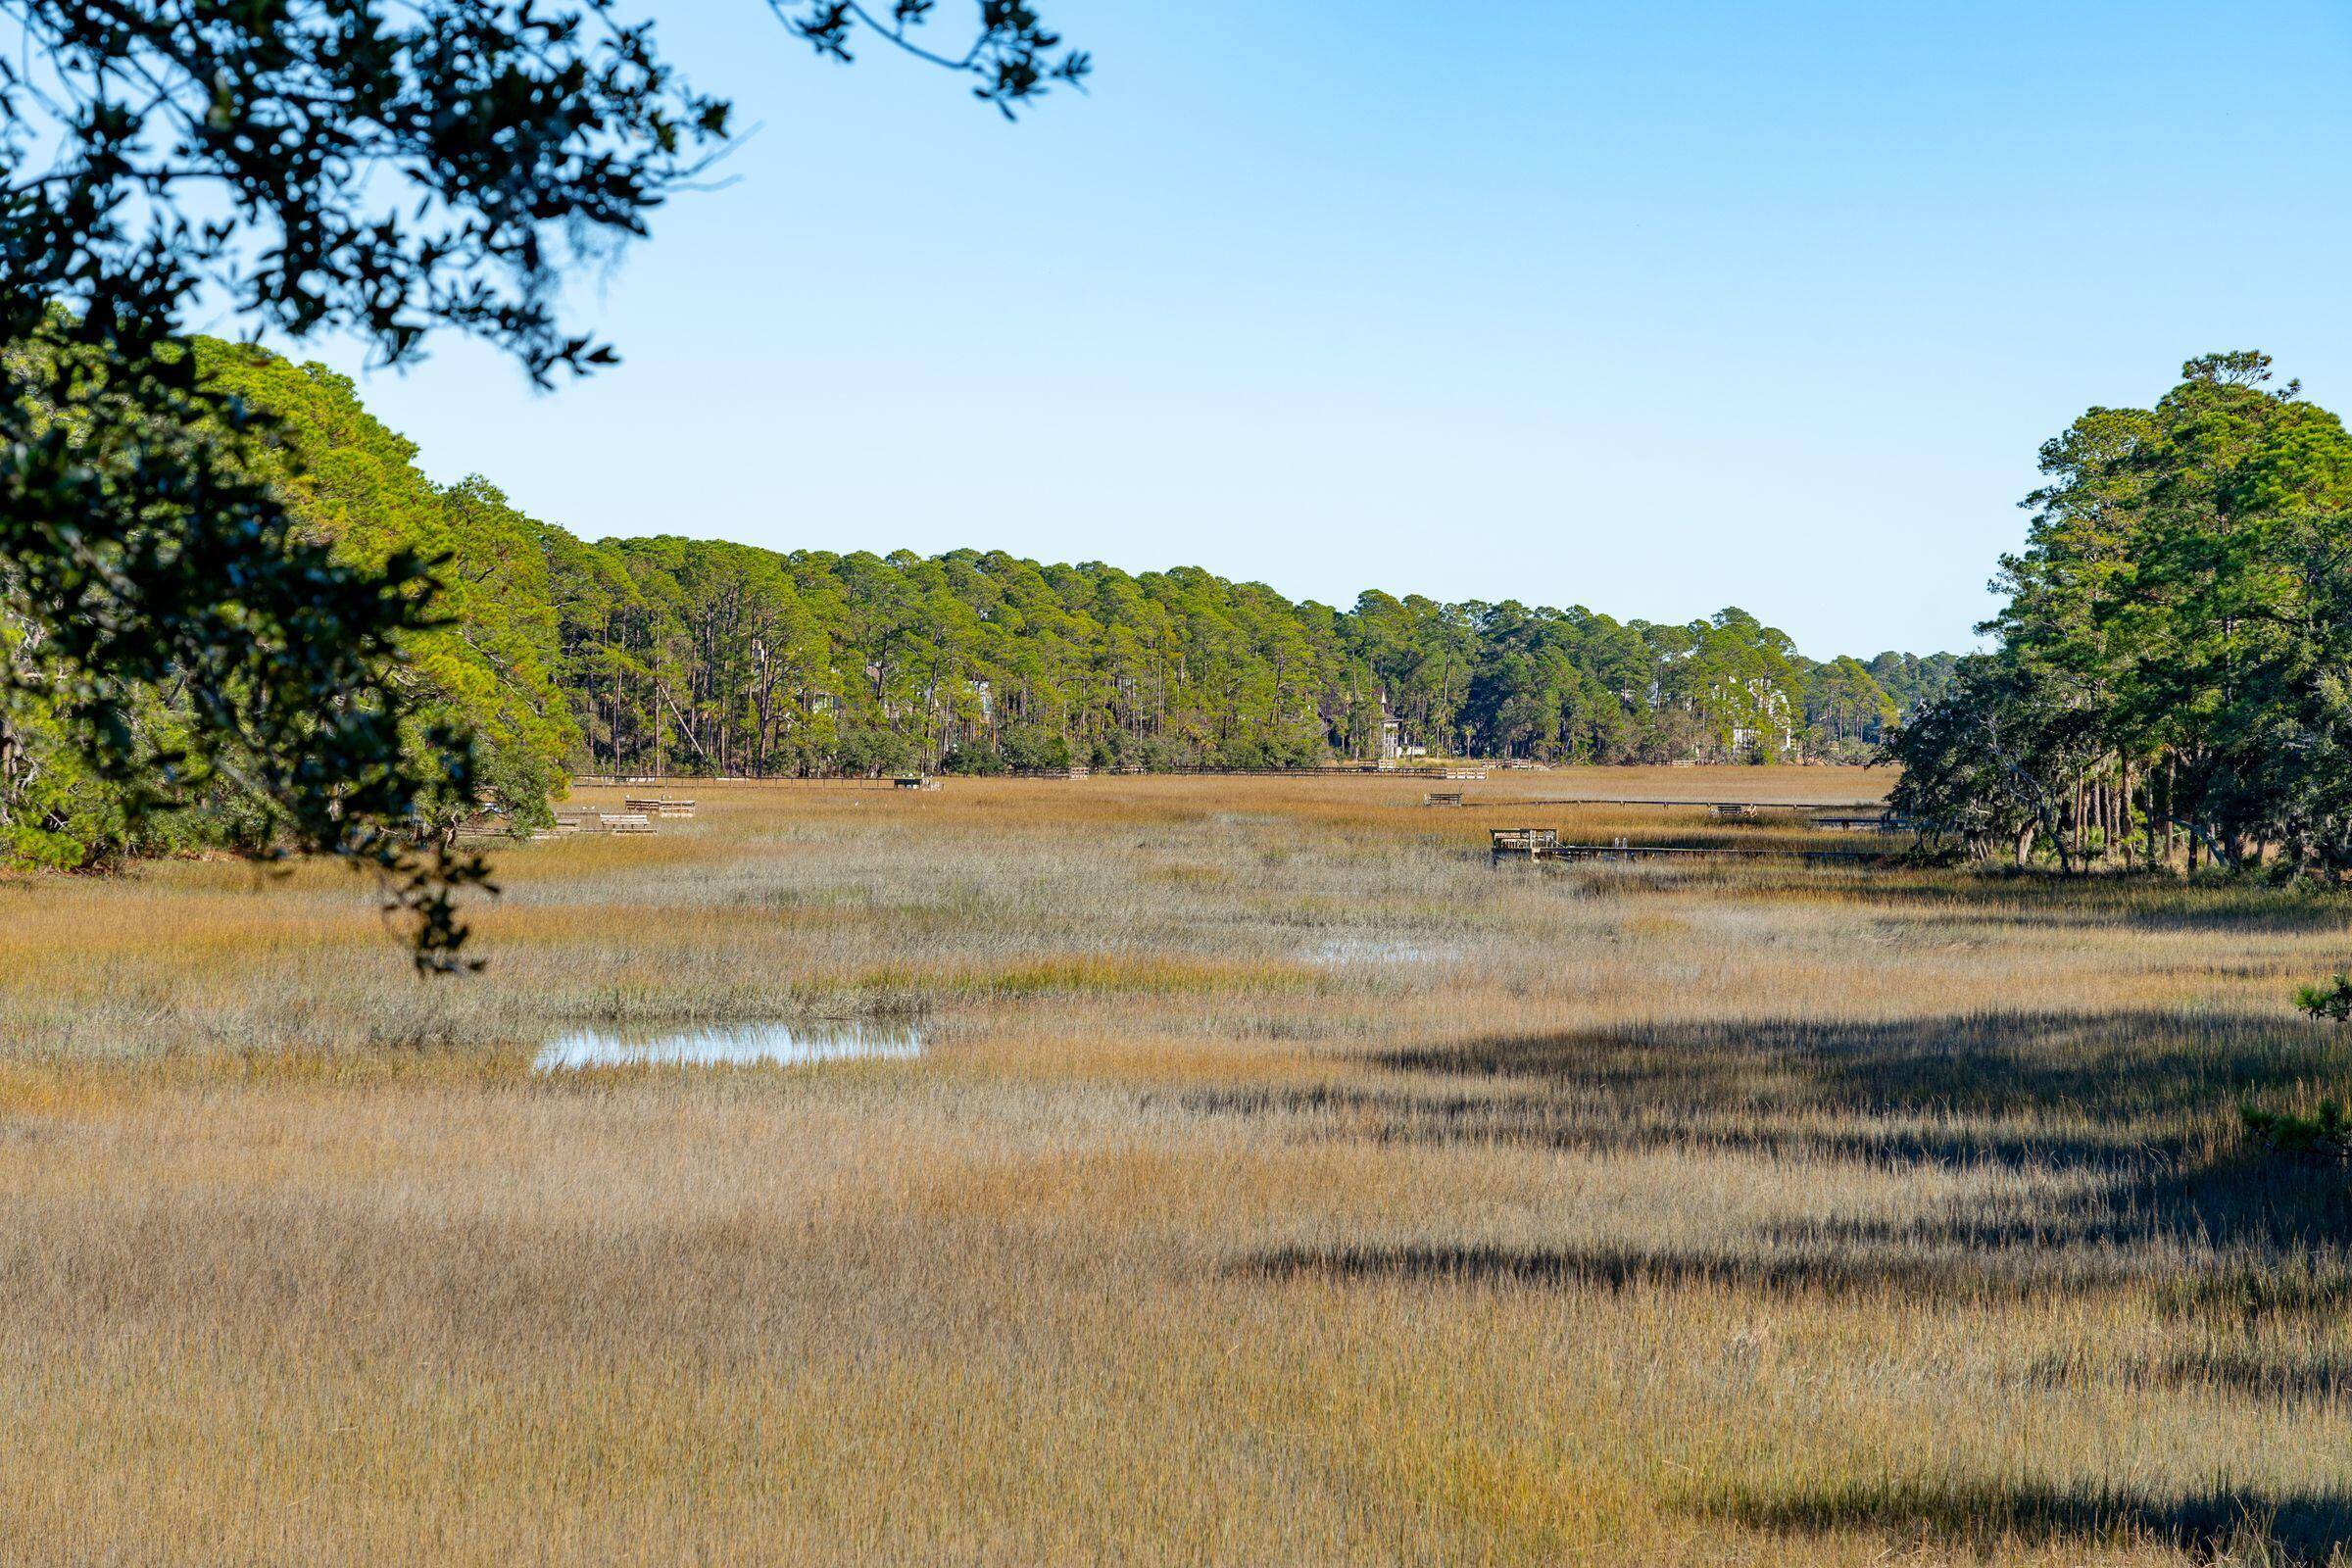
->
[1489,827,1889,867]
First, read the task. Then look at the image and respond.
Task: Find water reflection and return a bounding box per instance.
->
[535,1022,923,1071]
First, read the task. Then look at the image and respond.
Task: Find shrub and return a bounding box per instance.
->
[999,724,1069,771]
[940,744,1004,776]
[2295,973,2352,1022]
[2241,1099,2352,1164]
[832,726,916,777]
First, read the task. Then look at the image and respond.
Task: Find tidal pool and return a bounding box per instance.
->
[534,1023,924,1071]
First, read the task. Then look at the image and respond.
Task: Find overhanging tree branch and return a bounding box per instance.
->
[776,1,1090,118]
[0,0,1088,967]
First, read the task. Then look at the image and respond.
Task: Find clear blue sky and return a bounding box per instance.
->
[268,0,2352,658]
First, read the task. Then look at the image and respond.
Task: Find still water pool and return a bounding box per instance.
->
[535,1023,924,1071]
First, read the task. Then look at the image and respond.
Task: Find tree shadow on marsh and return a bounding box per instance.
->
[1382,1009,2350,1126]
[1385,1009,2352,1250]
[1190,1009,2352,1182]
[1708,1477,2352,1564]
[2035,1346,2352,1403]
[1777,868,2352,936]
[1237,1237,2352,1315]
[1762,1145,2352,1256]
[1238,1240,2141,1299]
[1170,1080,2170,1173]
[1223,1010,2352,1303]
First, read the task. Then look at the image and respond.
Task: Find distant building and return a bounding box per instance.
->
[1377,688,1404,761]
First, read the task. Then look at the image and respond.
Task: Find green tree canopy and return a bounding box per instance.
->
[1888,352,2352,877]
[0,0,1081,964]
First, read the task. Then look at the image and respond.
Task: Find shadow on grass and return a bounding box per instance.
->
[1238,1241,2099,1298]
[1172,1081,2178,1173]
[1708,1477,2352,1564]
[2035,1347,2352,1403]
[1235,1240,2352,1314]
[1399,1011,2352,1257]
[1381,1009,2349,1122]
[1764,866,2352,936]
[1208,1009,2352,1308]
[1764,1146,2352,1255]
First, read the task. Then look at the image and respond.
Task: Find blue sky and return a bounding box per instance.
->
[267,0,2352,658]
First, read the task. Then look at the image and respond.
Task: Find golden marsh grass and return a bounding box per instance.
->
[5,768,2352,1564]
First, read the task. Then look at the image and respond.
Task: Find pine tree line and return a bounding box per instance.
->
[2,339,1953,867]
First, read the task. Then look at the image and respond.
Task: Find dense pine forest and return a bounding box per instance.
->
[1889,351,2352,878]
[1,339,1953,866]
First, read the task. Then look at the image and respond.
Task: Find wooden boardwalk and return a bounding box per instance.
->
[1489,828,1886,867]
[1507,796,1886,810]
[1542,843,1883,865]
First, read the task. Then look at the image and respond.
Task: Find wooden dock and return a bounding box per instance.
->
[1490,827,1885,867]
[1510,797,1886,811]
[1545,843,1883,865]
[1488,827,1560,860]
[1812,815,1902,834]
